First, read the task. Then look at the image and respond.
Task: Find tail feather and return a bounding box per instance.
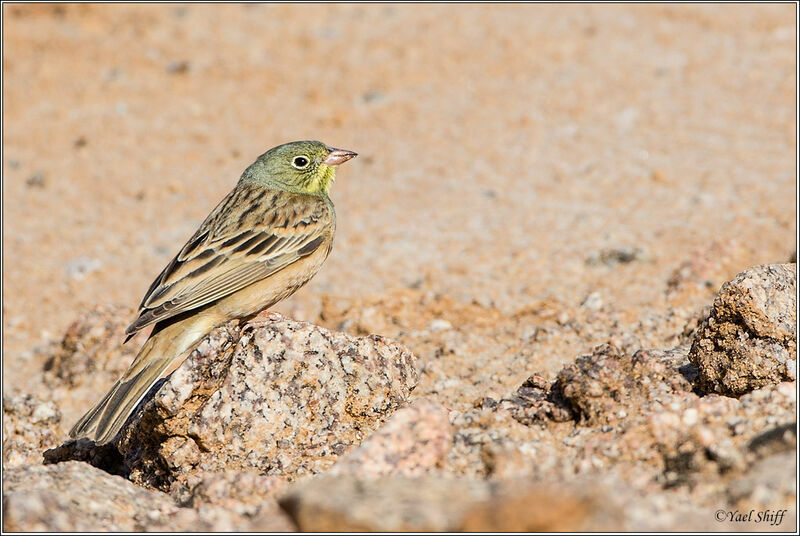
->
[69,357,172,444]
[69,311,218,445]
[69,378,124,439]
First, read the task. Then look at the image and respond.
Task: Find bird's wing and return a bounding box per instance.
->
[125,185,332,336]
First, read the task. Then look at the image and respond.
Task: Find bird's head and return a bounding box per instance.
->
[240,140,357,195]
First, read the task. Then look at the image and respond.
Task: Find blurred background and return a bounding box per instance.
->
[2,4,796,396]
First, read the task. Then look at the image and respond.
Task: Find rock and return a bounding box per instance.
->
[246,503,298,532]
[43,304,138,389]
[43,438,128,477]
[468,325,795,501]
[499,373,574,425]
[3,462,296,532]
[586,246,648,267]
[665,239,752,304]
[280,476,488,531]
[279,476,620,531]
[25,171,46,188]
[728,451,797,511]
[64,256,103,280]
[51,317,419,490]
[144,503,294,532]
[39,304,153,430]
[170,469,285,509]
[2,462,179,532]
[620,493,738,531]
[647,381,796,490]
[460,481,618,531]
[168,468,296,530]
[747,422,796,458]
[658,426,747,488]
[689,264,796,396]
[329,398,452,477]
[2,393,63,467]
[550,344,693,425]
[166,60,190,74]
[444,405,535,479]
[22,271,796,532]
[736,383,796,439]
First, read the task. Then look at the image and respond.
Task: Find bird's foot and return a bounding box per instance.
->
[246,310,284,328]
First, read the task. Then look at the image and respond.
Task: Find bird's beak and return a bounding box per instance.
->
[323,147,358,166]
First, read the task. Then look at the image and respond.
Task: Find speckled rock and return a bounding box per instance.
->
[550,344,693,425]
[143,503,296,532]
[2,462,179,532]
[689,264,796,396]
[459,480,620,531]
[467,330,796,508]
[2,393,63,467]
[747,422,796,459]
[280,476,488,531]
[4,5,797,533]
[166,468,296,531]
[38,304,152,429]
[329,398,452,477]
[279,476,622,531]
[42,304,138,388]
[493,373,574,426]
[650,382,797,488]
[2,462,296,532]
[170,469,286,509]
[728,451,797,511]
[83,317,419,490]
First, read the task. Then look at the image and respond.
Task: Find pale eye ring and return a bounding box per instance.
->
[292,155,310,169]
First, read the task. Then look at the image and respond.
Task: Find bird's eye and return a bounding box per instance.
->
[292,156,310,169]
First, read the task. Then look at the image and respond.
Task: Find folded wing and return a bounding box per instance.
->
[125,186,332,337]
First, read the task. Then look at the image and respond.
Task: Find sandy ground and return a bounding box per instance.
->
[2,5,797,531]
[2,4,796,408]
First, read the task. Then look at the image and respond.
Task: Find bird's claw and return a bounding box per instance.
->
[246,310,284,328]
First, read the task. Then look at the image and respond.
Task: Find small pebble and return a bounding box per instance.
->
[362,90,384,103]
[64,257,102,280]
[429,319,452,332]
[682,408,698,426]
[25,172,46,188]
[581,292,603,311]
[167,60,190,74]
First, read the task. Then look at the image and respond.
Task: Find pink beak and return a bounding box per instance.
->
[323,147,358,166]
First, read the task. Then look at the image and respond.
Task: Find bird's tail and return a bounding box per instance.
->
[69,313,217,445]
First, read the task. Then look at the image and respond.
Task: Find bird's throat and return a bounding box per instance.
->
[314,164,336,195]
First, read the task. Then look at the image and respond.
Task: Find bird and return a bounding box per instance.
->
[69,140,356,445]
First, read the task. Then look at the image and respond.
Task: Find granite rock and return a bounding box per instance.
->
[727,451,797,511]
[42,304,138,389]
[2,462,296,532]
[329,398,452,478]
[165,469,296,531]
[2,462,179,532]
[49,317,419,490]
[689,264,796,396]
[170,469,285,509]
[279,475,621,531]
[2,393,63,468]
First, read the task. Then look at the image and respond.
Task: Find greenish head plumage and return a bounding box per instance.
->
[239,140,356,196]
